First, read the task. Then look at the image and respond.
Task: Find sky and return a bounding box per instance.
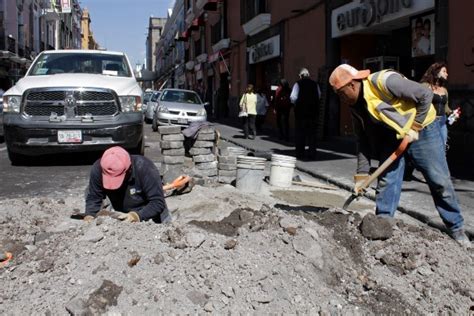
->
[79,0,174,67]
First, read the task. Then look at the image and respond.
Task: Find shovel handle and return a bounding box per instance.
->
[359,135,410,190]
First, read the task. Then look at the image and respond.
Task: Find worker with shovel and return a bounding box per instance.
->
[329,64,469,246]
[84,146,171,223]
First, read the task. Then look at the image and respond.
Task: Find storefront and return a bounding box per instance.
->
[330,0,436,135]
[247,26,282,94]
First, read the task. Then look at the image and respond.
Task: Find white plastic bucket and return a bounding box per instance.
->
[236,156,266,193]
[269,154,296,188]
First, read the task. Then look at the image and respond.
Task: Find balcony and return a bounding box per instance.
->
[242,13,271,36]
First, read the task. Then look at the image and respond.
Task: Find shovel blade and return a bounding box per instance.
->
[343,194,358,210]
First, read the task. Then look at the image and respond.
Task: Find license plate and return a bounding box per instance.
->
[58,130,82,143]
[177,118,188,124]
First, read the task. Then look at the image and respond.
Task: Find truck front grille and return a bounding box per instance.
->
[23,88,119,117]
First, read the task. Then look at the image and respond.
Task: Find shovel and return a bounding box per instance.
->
[343,135,410,210]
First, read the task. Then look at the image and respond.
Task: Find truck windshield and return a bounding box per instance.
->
[28,52,132,77]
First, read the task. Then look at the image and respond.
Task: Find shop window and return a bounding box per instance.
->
[240,0,266,24]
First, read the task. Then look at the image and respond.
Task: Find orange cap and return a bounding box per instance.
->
[329,64,370,91]
[100,146,131,190]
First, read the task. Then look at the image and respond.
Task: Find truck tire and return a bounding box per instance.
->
[152,116,158,132]
[7,149,27,166]
[131,138,145,155]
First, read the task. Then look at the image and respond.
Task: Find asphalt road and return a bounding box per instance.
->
[0,123,162,200]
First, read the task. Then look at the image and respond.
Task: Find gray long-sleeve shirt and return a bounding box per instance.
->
[85,155,171,223]
[351,71,434,174]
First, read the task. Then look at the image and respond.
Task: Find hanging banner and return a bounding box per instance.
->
[61,0,72,13]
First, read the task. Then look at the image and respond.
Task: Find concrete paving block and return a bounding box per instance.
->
[218,155,237,164]
[193,140,214,148]
[193,154,216,163]
[158,126,182,134]
[195,161,218,170]
[197,132,216,141]
[162,148,185,156]
[218,169,237,177]
[194,167,218,177]
[189,147,212,155]
[162,134,185,141]
[198,126,215,134]
[218,163,237,170]
[160,140,184,149]
[163,155,185,164]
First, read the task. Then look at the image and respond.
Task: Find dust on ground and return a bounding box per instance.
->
[0,182,473,315]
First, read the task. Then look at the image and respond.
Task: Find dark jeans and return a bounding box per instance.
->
[242,114,256,138]
[376,121,464,233]
[276,108,290,141]
[295,117,317,159]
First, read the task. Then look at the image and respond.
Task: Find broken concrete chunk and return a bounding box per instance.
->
[86,280,123,315]
[80,226,104,243]
[359,214,393,240]
[65,297,88,316]
[224,239,238,250]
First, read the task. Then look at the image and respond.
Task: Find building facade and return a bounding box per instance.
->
[80,8,98,50]
[0,0,86,90]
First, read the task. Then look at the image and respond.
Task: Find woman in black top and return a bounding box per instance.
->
[420,62,451,146]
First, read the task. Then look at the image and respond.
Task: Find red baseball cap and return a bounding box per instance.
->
[329,64,370,91]
[100,146,131,190]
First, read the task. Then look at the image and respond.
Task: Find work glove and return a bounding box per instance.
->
[83,215,95,223]
[406,129,419,143]
[353,173,369,195]
[118,211,140,223]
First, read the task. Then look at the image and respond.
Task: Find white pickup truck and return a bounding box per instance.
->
[2,49,144,164]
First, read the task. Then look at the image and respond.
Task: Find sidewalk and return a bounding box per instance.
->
[212,119,474,239]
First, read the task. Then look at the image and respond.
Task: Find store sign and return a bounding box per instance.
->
[331,0,434,38]
[248,35,280,65]
[61,0,71,13]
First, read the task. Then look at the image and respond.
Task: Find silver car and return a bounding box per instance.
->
[144,91,161,123]
[152,88,207,131]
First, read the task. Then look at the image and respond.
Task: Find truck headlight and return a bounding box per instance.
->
[3,95,21,113]
[197,108,207,116]
[158,105,169,113]
[119,96,142,112]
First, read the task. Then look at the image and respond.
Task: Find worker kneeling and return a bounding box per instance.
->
[84,146,171,223]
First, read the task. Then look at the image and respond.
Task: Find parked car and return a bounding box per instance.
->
[144,90,161,124]
[152,88,207,131]
[142,89,154,113]
[2,49,144,164]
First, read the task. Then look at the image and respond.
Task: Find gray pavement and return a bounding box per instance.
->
[212,120,474,239]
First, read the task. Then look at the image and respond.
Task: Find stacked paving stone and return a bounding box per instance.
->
[217,146,247,184]
[158,126,185,182]
[190,126,218,180]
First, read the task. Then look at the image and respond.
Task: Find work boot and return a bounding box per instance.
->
[450,230,471,248]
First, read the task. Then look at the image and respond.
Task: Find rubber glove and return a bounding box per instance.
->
[406,129,419,143]
[118,211,140,223]
[353,174,369,195]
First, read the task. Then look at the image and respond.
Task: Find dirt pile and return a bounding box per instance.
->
[0,184,472,315]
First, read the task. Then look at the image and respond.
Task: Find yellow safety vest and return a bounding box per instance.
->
[362,70,436,139]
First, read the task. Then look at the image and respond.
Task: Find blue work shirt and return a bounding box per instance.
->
[85,155,171,223]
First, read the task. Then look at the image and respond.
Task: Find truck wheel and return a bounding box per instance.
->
[152,116,158,132]
[131,139,145,155]
[7,149,27,166]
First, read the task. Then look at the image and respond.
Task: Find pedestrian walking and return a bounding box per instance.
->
[273,78,292,141]
[239,84,257,139]
[290,68,320,159]
[84,146,171,223]
[329,64,469,246]
[255,88,269,134]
